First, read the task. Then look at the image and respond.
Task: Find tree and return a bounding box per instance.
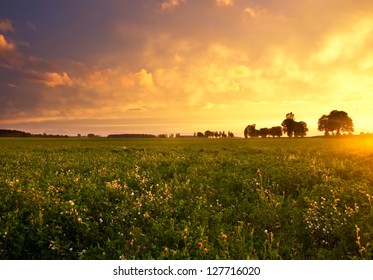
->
[204,130,214,138]
[259,128,270,138]
[281,112,296,137]
[318,114,329,136]
[244,124,259,138]
[270,126,282,137]
[87,133,98,138]
[294,121,308,137]
[281,113,308,138]
[318,110,354,136]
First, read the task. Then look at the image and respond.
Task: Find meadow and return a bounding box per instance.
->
[0,137,372,260]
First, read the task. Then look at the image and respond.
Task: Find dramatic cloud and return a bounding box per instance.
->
[1,0,373,136]
[26,71,73,87]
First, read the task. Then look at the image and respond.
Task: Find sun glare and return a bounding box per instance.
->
[337,136,373,153]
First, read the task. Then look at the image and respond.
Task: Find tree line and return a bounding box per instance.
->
[0,129,69,138]
[244,112,308,138]
[244,110,354,138]
[194,130,235,138]
[244,125,283,138]
[0,110,357,139]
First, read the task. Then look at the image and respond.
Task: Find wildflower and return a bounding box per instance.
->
[198,242,203,248]
[257,168,262,176]
[49,241,56,250]
[204,248,209,254]
[164,247,169,253]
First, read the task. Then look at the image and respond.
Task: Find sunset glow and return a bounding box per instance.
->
[1,0,373,136]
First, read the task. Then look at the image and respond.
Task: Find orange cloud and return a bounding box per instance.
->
[0,34,14,50]
[73,67,155,93]
[0,19,15,32]
[244,7,256,17]
[0,34,22,66]
[161,0,185,10]
[51,66,159,118]
[0,33,59,70]
[244,6,266,18]
[311,18,373,64]
[25,71,73,87]
[44,72,73,87]
[133,69,155,90]
[216,0,233,6]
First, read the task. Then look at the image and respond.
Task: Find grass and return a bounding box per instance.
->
[0,137,372,259]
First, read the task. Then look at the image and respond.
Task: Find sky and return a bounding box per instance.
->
[1,0,373,137]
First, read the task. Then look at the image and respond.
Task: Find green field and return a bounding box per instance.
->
[1,137,372,259]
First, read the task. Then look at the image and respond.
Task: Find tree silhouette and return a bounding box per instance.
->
[318,115,329,135]
[244,124,259,138]
[281,112,296,137]
[244,126,250,138]
[281,113,308,138]
[294,121,309,137]
[270,126,282,137]
[318,110,354,136]
[259,128,270,138]
[196,130,235,138]
[204,130,214,138]
[245,113,308,139]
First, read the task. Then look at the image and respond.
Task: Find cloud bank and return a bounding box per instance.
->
[1,1,373,135]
